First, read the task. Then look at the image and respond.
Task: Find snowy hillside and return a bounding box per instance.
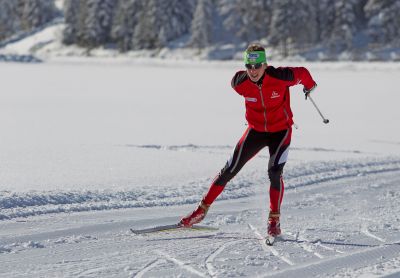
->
[0,57,400,277]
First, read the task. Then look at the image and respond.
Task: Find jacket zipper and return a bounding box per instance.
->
[258,85,268,132]
[283,108,289,121]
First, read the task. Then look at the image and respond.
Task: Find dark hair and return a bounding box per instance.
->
[246,43,265,52]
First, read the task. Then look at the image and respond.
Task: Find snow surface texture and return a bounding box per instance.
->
[0,60,400,277]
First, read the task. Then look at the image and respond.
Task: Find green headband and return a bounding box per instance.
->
[243,51,266,64]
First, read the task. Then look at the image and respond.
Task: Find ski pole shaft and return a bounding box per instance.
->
[308,95,329,124]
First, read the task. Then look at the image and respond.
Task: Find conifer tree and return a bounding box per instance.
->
[365,0,400,46]
[83,0,116,47]
[330,0,360,52]
[20,0,57,31]
[111,0,145,52]
[0,0,19,41]
[63,0,82,45]
[189,0,213,48]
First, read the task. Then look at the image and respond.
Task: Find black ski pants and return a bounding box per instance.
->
[213,127,291,190]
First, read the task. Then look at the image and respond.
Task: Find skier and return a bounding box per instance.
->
[179,43,317,238]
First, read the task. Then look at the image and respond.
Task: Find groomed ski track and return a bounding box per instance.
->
[1,157,400,277]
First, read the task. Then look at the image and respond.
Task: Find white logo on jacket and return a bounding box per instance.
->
[270,91,280,99]
[245,97,257,102]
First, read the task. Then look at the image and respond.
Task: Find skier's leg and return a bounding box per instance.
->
[180,128,267,227]
[267,128,291,213]
[267,128,291,236]
[204,127,267,205]
[268,163,286,213]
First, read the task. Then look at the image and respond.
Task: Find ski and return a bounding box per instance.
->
[130,223,218,235]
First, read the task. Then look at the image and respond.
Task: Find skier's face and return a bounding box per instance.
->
[246,63,266,82]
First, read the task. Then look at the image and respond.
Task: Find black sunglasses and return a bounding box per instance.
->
[245,63,263,70]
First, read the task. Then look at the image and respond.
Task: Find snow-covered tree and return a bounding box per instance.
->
[329,0,362,52]
[131,0,159,49]
[268,0,316,57]
[0,0,56,42]
[63,0,83,45]
[364,0,400,46]
[0,0,20,41]
[83,0,116,47]
[189,0,213,48]
[20,0,57,31]
[111,0,145,52]
[314,0,336,43]
[220,0,272,43]
[158,0,196,43]
[132,0,195,50]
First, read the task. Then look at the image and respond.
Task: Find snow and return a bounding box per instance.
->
[1,33,400,277]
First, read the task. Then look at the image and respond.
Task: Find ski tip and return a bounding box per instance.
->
[130,228,139,235]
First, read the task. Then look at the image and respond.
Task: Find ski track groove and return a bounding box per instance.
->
[315,240,346,254]
[205,239,246,277]
[262,241,400,278]
[132,258,164,278]
[248,224,295,266]
[283,231,325,259]
[361,226,386,243]
[155,250,208,277]
[286,163,400,191]
[1,158,400,221]
[289,230,346,258]
[296,241,324,259]
[1,157,399,276]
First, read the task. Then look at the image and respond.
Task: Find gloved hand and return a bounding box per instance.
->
[303,83,317,100]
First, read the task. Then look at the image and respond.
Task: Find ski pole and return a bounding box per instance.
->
[308,95,329,124]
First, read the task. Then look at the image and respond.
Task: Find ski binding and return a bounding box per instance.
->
[265,235,276,246]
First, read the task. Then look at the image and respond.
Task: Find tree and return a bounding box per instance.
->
[329,0,362,52]
[314,0,336,43]
[269,0,316,57]
[63,0,83,45]
[364,0,400,46]
[132,0,195,50]
[221,0,272,43]
[0,0,19,41]
[131,0,160,49]
[20,0,57,31]
[0,0,57,42]
[83,0,116,48]
[111,0,144,52]
[189,0,213,48]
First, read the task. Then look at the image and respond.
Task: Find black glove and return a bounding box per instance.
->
[303,83,317,100]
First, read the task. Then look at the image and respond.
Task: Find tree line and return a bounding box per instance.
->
[1,0,399,58]
[0,0,58,41]
[63,0,400,56]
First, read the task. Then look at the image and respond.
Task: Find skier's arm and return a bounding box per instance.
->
[231,71,248,96]
[289,67,317,98]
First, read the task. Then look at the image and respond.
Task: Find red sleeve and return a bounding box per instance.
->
[289,67,316,91]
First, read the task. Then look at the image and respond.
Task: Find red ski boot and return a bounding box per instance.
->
[179,201,210,227]
[267,211,281,237]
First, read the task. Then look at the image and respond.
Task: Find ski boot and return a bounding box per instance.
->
[179,200,210,227]
[267,211,281,236]
[266,211,281,245]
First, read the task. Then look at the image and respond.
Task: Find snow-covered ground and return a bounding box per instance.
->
[1,58,400,277]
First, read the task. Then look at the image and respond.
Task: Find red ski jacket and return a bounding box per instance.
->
[231,66,316,133]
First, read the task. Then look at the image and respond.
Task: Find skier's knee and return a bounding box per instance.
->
[213,161,235,186]
[268,164,284,190]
